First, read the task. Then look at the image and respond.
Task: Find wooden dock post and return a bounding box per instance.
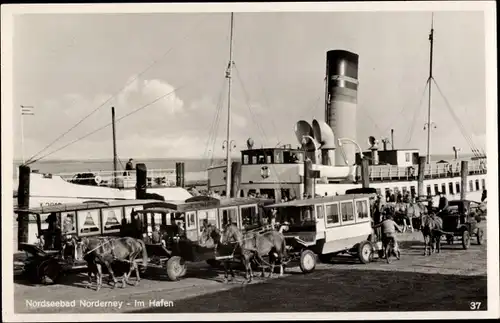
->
[417,156,426,200]
[17,165,30,250]
[175,162,185,188]
[361,158,370,188]
[136,163,147,199]
[460,160,468,201]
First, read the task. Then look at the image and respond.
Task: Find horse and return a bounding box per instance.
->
[420,214,443,256]
[219,224,288,283]
[74,236,148,291]
[405,202,426,232]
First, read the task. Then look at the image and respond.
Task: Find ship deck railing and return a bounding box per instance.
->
[360,158,487,182]
[53,169,208,189]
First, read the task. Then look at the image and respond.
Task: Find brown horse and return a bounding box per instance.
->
[420,214,443,256]
[218,224,287,283]
[75,236,148,291]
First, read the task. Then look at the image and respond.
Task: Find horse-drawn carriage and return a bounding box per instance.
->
[14,199,161,284]
[14,197,274,285]
[438,200,485,249]
[131,196,274,281]
[265,191,382,274]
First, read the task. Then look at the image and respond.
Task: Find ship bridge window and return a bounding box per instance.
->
[481,179,486,190]
[260,189,275,200]
[475,180,480,191]
[275,152,281,163]
[243,154,249,164]
[410,186,416,197]
[469,180,473,192]
[441,183,446,195]
[456,182,461,194]
[434,184,439,196]
[448,182,454,195]
[426,185,431,196]
[405,153,410,162]
[252,156,257,164]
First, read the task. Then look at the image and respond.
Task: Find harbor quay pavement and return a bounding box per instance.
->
[14,222,487,314]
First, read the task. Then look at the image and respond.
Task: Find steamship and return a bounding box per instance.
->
[14,15,487,210]
[206,34,488,206]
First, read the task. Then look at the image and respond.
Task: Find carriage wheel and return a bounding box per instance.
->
[462,230,471,250]
[299,250,316,274]
[477,229,484,245]
[358,241,373,264]
[165,256,186,281]
[37,259,61,285]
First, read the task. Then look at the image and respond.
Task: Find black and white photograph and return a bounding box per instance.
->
[2,2,498,321]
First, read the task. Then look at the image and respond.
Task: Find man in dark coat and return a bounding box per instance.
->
[124,158,134,176]
[438,192,449,213]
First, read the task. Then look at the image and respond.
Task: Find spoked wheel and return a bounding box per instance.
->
[37,259,61,285]
[299,250,316,274]
[462,230,471,249]
[165,256,186,281]
[358,241,373,264]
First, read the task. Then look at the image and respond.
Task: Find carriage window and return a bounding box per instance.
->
[426,185,431,196]
[481,179,486,190]
[448,182,454,195]
[102,208,123,232]
[355,200,369,221]
[252,156,257,164]
[434,184,439,196]
[243,154,249,164]
[266,155,272,163]
[441,183,446,195]
[220,208,238,227]
[341,202,354,223]
[186,211,196,230]
[61,211,77,234]
[77,209,101,235]
[456,182,461,194]
[325,203,339,226]
[475,180,480,191]
[316,205,324,219]
[197,210,208,233]
[241,206,259,229]
[275,153,281,163]
[469,180,474,192]
[205,209,217,228]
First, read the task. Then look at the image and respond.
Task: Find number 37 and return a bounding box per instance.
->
[470,301,482,310]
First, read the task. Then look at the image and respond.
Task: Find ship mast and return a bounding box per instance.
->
[224,13,234,197]
[424,14,435,164]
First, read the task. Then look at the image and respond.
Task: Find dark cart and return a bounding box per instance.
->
[439,200,485,249]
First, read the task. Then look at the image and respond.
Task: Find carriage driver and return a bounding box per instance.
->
[372,213,403,259]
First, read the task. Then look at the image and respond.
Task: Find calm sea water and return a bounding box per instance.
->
[12,154,473,178]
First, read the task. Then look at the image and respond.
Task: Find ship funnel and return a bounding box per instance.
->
[312,119,336,165]
[294,120,319,163]
[325,50,359,166]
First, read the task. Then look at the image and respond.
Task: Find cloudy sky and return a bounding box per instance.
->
[11,8,488,161]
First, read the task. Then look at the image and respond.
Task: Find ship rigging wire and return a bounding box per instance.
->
[404,81,430,145]
[203,76,228,168]
[233,64,289,194]
[431,78,485,158]
[24,15,209,166]
[26,79,197,165]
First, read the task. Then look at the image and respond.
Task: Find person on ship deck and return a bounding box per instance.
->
[124,158,134,176]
